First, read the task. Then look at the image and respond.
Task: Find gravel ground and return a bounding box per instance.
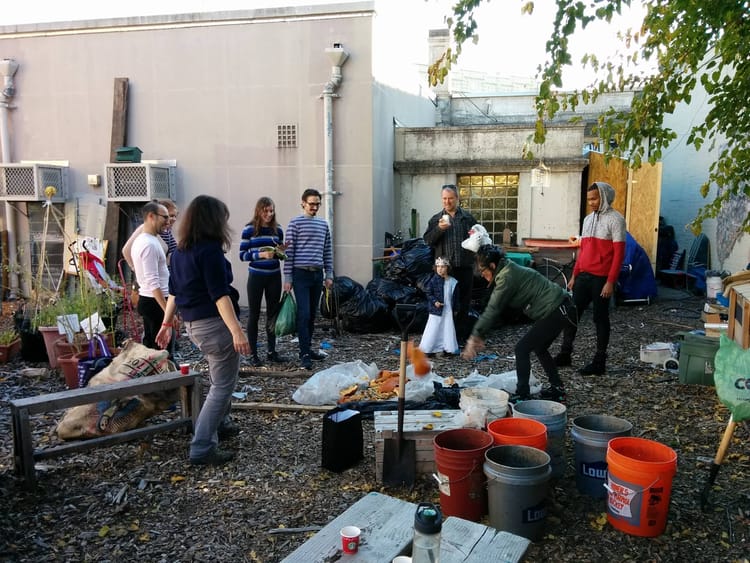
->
[1,290,749,562]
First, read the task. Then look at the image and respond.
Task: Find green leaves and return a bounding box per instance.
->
[437,0,750,231]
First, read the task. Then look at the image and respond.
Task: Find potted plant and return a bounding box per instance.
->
[0,328,21,364]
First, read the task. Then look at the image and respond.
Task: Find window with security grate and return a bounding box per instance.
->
[277,124,297,148]
[458,174,519,242]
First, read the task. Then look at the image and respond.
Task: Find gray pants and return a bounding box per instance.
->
[185,316,240,459]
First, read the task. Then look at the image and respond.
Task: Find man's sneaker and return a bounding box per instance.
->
[267,351,287,363]
[579,353,607,376]
[539,385,567,403]
[218,422,240,440]
[309,350,327,361]
[249,354,264,367]
[508,393,531,405]
[300,354,313,370]
[189,448,235,466]
[554,352,572,367]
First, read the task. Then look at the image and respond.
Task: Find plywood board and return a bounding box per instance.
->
[628,161,662,268]
[587,152,628,216]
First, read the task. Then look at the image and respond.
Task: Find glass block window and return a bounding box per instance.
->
[457,174,519,241]
[277,124,297,148]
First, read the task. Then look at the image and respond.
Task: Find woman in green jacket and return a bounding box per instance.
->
[462,245,577,403]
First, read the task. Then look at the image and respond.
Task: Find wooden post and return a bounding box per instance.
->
[104,78,129,272]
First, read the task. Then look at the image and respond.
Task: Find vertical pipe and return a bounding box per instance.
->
[0,59,19,299]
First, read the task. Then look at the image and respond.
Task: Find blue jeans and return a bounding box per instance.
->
[292,268,324,358]
[184,316,240,459]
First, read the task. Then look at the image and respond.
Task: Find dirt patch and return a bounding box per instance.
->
[1,292,749,562]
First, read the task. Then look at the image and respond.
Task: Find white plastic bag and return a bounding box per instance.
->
[291,360,379,405]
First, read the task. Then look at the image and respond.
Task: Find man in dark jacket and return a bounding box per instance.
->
[423,184,477,342]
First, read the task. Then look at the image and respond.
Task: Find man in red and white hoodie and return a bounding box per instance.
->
[555,181,626,375]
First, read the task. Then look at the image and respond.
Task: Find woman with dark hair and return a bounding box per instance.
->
[157,195,250,466]
[239,197,287,366]
[461,245,576,403]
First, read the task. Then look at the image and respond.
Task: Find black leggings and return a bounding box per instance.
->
[515,297,576,396]
[560,272,610,355]
[137,295,164,351]
[246,272,282,355]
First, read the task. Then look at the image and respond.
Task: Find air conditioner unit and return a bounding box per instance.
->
[104,163,176,202]
[0,163,69,201]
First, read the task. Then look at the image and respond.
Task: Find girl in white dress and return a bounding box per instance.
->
[419,257,459,356]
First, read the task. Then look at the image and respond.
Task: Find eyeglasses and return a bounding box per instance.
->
[157,214,169,220]
[305,201,321,207]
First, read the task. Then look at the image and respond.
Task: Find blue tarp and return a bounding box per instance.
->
[618,232,658,302]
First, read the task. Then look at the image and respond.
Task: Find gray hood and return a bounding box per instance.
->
[591,181,616,213]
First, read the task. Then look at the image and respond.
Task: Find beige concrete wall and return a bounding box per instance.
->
[394,124,588,241]
[0,3,435,302]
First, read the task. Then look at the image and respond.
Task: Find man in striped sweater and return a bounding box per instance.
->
[554,181,626,375]
[283,189,334,370]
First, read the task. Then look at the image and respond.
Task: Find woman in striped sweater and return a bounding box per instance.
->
[239,197,287,366]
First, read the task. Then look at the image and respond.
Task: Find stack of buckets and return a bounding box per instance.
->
[432,404,678,540]
[571,414,678,537]
[433,398,565,541]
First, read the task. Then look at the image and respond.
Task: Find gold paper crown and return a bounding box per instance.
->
[435,257,450,267]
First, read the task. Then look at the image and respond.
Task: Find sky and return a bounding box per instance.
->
[0,0,648,90]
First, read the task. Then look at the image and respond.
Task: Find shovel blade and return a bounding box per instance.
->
[382,437,417,488]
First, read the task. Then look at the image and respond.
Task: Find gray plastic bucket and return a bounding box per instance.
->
[484,445,552,541]
[571,414,633,498]
[512,399,567,479]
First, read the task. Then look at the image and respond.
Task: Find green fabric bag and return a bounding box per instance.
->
[275,292,297,337]
[714,334,750,422]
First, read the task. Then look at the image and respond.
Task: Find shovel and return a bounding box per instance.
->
[700,414,737,511]
[382,303,418,488]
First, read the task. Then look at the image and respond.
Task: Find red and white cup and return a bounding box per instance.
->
[340,526,361,554]
[180,363,190,375]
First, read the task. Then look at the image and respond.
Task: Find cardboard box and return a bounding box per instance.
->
[728,283,750,349]
[374,409,463,481]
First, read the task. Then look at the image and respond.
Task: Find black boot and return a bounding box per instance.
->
[579,352,606,375]
[554,352,572,367]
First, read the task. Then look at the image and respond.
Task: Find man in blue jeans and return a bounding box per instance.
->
[283,188,334,369]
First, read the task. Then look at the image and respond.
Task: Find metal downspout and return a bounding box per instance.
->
[321,44,348,267]
[0,59,19,299]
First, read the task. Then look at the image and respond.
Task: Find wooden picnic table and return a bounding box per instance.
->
[281,491,529,562]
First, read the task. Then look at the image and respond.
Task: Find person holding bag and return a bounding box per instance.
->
[239,197,288,366]
[157,195,250,466]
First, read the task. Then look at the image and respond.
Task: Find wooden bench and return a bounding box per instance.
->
[10,370,202,488]
[281,491,529,562]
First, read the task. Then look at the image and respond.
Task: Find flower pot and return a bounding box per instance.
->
[0,337,22,364]
[58,352,80,389]
[39,326,65,368]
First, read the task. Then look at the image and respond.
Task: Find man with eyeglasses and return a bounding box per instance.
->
[423,184,478,344]
[283,188,334,369]
[131,200,171,351]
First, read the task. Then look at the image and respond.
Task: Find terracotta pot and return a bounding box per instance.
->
[39,326,65,368]
[0,338,22,364]
[57,353,80,389]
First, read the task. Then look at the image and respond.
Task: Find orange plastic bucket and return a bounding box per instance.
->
[487,417,548,451]
[606,437,677,537]
[433,428,494,522]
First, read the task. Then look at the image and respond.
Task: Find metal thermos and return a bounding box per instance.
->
[412,502,442,563]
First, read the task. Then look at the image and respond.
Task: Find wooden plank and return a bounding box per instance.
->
[232,402,332,413]
[628,161,662,269]
[105,77,128,273]
[11,372,199,414]
[281,492,415,563]
[441,517,529,563]
[33,418,192,461]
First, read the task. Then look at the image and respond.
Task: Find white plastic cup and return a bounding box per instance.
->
[441,214,451,225]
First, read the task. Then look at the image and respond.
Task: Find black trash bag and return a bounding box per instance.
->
[415,272,435,295]
[432,381,461,409]
[366,278,420,307]
[320,276,364,319]
[400,240,435,282]
[382,254,409,283]
[339,290,392,333]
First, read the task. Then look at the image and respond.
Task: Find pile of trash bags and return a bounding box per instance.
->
[322,238,435,334]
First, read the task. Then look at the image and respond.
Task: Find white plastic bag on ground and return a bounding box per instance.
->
[292,360,379,405]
